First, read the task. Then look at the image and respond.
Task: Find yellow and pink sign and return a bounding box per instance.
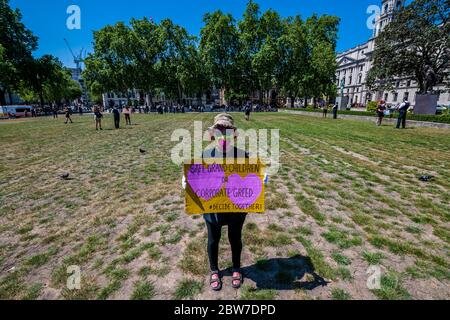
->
[184,159,265,215]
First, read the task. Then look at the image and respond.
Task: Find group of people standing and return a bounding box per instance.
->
[322,103,339,119]
[94,105,133,130]
[375,98,410,128]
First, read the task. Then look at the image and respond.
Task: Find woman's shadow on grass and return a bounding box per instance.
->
[224,255,329,290]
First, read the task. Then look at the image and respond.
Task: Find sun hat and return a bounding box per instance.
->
[210,113,236,130]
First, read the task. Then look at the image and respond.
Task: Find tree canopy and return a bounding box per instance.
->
[367,0,450,94]
[0,0,82,106]
[84,1,340,106]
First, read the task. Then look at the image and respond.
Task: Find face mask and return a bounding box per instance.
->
[215,131,233,151]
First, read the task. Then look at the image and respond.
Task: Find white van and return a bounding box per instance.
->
[0,105,33,118]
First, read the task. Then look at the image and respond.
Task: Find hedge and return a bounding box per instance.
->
[282,107,450,124]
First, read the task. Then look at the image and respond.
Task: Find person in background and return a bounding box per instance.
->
[322,104,328,118]
[53,105,58,119]
[64,106,73,124]
[376,100,386,126]
[244,103,251,121]
[332,103,338,119]
[123,106,132,125]
[396,98,410,129]
[112,106,120,129]
[94,106,103,130]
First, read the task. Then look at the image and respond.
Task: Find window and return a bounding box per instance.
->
[384,93,388,101]
[396,81,400,88]
[404,92,409,101]
[358,74,362,84]
[348,76,352,85]
[393,92,398,102]
[360,66,363,72]
[407,80,411,87]
[384,4,389,13]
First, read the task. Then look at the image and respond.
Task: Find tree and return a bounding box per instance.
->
[277,14,339,107]
[252,9,286,105]
[83,22,136,100]
[237,0,262,102]
[129,18,162,106]
[0,0,38,105]
[367,0,450,94]
[18,55,81,106]
[200,10,240,102]
[156,19,197,104]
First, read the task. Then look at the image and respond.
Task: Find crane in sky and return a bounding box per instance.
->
[64,38,85,70]
[63,38,90,107]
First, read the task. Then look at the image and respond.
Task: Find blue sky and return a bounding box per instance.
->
[10,0,385,68]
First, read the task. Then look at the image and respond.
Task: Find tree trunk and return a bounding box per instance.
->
[177,81,182,105]
[0,88,7,106]
[39,92,44,108]
[8,91,13,105]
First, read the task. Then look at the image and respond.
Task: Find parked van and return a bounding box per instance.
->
[0,105,33,118]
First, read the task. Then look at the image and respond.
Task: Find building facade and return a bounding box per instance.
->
[336,0,450,108]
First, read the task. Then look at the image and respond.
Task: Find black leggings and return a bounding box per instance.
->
[205,214,246,272]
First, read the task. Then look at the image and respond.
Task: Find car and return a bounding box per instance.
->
[436,105,447,115]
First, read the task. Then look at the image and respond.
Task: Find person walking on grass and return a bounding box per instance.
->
[64,106,73,124]
[376,100,386,126]
[112,106,120,129]
[94,106,103,130]
[123,106,132,125]
[396,98,410,129]
[182,113,267,292]
[244,103,251,121]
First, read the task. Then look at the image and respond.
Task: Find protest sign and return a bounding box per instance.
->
[184,159,265,215]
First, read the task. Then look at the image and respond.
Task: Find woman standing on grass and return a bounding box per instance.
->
[376,100,386,126]
[94,106,103,130]
[123,106,132,125]
[183,113,267,292]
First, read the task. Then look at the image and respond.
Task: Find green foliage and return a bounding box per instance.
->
[331,288,352,300]
[82,1,340,106]
[240,285,277,300]
[282,107,450,124]
[0,0,38,104]
[130,281,155,300]
[173,279,203,299]
[372,273,411,300]
[362,251,385,265]
[366,101,378,113]
[331,252,351,265]
[368,0,450,94]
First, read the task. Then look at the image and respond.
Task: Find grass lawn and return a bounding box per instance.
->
[0,112,449,300]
